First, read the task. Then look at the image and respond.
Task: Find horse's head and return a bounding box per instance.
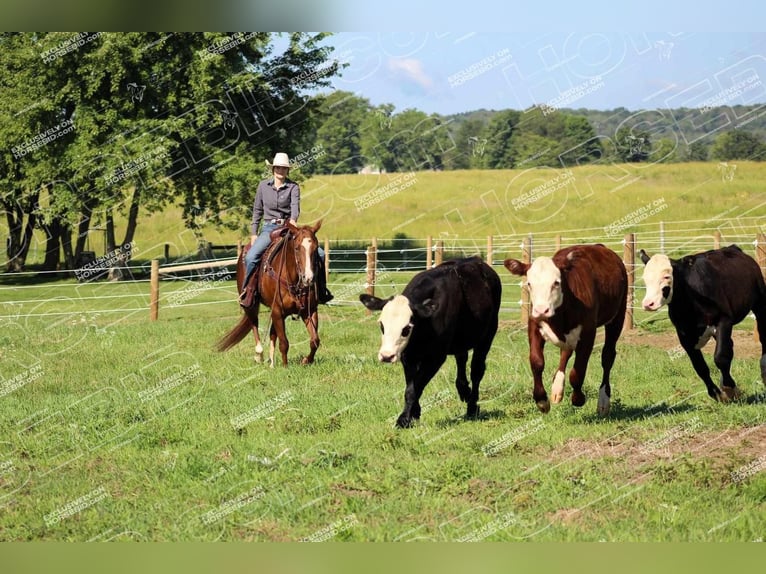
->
[291,220,322,287]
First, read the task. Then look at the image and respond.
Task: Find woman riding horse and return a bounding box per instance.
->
[239,152,332,308]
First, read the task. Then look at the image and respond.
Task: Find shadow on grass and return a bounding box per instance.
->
[578,400,700,423]
[434,408,507,428]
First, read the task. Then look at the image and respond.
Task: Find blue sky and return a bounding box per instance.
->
[313,32,766,116]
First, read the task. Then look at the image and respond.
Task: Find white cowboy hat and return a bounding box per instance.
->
[265,152,291,168]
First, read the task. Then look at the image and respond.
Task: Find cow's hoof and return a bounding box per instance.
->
[536,399,551,413]
[466,404,480,420]
[395,415,414,429]
[571,391,586,407]
[721,386,741,401]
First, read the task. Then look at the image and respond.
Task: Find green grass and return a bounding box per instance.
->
[2,162,765,541]
[1,279,765,541]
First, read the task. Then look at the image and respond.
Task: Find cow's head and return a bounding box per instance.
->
[639,249,674,310]
[359,293,437,363]
[505,256,563,320]
[506,251,596,319]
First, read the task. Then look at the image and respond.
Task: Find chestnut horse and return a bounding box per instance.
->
[216,221,322,366]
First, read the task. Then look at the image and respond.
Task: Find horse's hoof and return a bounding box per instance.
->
[300,357,314,366]
[721,386,741,401]
[536,399,550,413]
[254,353,263,363]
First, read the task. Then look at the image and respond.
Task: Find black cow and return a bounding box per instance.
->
[359,256,502,428]
[640,245,766,401]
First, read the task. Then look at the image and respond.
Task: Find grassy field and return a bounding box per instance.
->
[1,162,765,541]
[0,276,765,542]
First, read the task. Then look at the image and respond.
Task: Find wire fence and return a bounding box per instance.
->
[2,218,764,325]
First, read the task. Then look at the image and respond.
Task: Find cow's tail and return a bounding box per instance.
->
[216,315,252,352]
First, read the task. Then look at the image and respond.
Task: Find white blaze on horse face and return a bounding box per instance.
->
[300,237,314,284]
[642,254,673,311]
[526,257,563,320]
[377,295,414,363]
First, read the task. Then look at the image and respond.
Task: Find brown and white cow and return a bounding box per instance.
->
[640,244,766,401]
[505,244,628,415]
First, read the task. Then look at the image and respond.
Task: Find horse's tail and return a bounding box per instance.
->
[216,315,253,352]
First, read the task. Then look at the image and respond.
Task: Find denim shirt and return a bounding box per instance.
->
[251,177,300,234]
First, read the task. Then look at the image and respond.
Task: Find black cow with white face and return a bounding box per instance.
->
[360,257,502,428]
[640,244,766,401]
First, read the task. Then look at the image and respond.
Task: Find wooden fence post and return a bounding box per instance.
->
[713,230,721,249]
[756,233,766,342]
[236,239,243,260]
[521,235,532,323]
[486,235,493,265]
[324,237,330,280]
[164,243,170,263]
[150,259,159,321]
[623,233,635,332]
[366,240,377,315]
[555,234,561,252]
[435,240,444,266]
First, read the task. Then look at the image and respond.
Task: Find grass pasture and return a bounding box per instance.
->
[1,162,765,541]
[1,274,765,542]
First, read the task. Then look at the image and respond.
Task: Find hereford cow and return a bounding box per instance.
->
[640,245,766,401]
[505,244,627,415]
[359,257,502,428]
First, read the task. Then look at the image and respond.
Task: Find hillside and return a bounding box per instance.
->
[136,162,766,263]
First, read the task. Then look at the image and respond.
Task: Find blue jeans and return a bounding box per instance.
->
[243,223,325,288]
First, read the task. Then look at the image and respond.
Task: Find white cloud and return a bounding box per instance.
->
[387,58,433,90]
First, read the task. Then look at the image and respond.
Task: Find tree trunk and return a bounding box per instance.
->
[61,223,75,270]
[42,218,62,270]
[74,203,93,262]
[4,196,37,272]
[107,187,141,281]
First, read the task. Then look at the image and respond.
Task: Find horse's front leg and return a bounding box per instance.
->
[270,309,289,367]
[301,309,320,365]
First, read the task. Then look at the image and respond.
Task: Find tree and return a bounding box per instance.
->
[685,140,710,161]
[449,117,489,170]
[710,130,766,161]
[1,32,342,273]
[374,109,454,173]
[614,126,652,162]
[310,91,374,175]
[478,110,521,169]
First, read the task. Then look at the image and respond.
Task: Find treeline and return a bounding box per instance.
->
[299,92,766,175]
